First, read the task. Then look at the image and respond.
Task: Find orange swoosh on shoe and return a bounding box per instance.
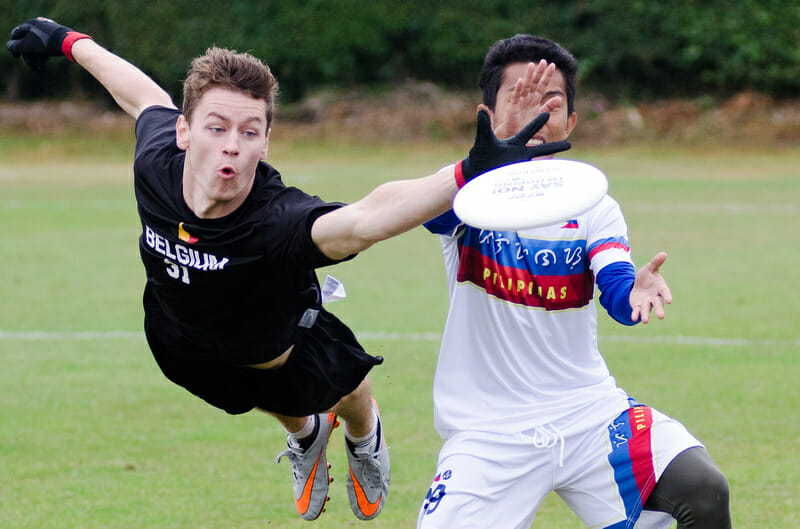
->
[295,454,321,515]
[349,466,382,518]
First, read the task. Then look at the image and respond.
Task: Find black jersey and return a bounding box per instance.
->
[133,106,353,365]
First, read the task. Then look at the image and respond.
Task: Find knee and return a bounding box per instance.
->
[685,463,730,515]
[667,449,732,528]
[331,376,374,422]
[337,376,373,406]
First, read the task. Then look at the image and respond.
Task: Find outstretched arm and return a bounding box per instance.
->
[7,17,174,119]
[311,165,459,260]
[71,39,175,118]
[629,251,673,324]
[311,110,571,260]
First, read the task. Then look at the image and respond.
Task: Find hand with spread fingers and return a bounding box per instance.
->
[629,251,673,323]
[456,109,571,187]
[490,60,563,141]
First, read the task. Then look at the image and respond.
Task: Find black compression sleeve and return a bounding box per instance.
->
[643,446,732,529]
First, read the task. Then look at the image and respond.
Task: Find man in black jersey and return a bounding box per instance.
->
[7,18,569,522]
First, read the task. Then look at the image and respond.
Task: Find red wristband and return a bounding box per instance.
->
[454,160,468,189]
[62,31,93,62]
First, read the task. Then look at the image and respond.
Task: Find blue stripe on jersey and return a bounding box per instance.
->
[588,235,630,260]
[608,410,639,526]
[461,228,588,275]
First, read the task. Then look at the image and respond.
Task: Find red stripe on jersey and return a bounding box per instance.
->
[627,406,657,500]
[588,241,629,260]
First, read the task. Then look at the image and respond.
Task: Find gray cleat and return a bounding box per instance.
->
[275,412,339,520]
[345,402,390,520]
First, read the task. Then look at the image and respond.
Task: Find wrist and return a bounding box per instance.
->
[454,160,468,189]
[61,31,93,62]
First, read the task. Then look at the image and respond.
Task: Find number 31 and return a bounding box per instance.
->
[164,258,190,284]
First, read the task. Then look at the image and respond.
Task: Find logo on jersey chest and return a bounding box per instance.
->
[144,225,229,271]
[457,229,594,310]
[178,222,199,244]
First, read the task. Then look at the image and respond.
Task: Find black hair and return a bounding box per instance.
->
[479,34,577,114]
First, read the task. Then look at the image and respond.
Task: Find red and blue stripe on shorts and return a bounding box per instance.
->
[606,404,657,528]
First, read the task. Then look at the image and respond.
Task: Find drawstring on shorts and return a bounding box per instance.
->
[531,423,565,468]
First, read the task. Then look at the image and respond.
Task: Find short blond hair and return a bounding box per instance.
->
[182,47,278,127]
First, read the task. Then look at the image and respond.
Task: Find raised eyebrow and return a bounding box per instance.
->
[206,111,230,122]
[242,116,266,126]
[206,112,265,125]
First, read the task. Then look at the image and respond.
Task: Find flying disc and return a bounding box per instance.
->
[453,159,608,230]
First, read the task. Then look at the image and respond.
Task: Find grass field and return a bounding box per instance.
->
[1,131,798,528]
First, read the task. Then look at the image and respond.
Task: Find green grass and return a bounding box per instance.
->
[1,132,798,528]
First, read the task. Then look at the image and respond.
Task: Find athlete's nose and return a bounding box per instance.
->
[222,131,240,156]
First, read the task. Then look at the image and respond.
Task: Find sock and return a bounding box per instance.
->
[288,415,319,452]
[345,408,380,455]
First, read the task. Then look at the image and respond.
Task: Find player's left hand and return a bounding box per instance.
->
[6,17,92,70]
[629,251,673,324]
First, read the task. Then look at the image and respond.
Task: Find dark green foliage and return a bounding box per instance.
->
[2,0,798,104]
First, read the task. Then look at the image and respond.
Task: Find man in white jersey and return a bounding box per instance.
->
[418,35,732,529]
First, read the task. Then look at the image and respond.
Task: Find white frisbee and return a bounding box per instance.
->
[453,159,608,231]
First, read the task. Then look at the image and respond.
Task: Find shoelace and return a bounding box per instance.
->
[531,423,565,468]
[349,446,390,488]
[274,442,307,480]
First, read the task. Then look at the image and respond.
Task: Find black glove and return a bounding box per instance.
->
[6,17,92,70]
[456,110,571,187]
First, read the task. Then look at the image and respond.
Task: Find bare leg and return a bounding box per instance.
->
[257,375,375,437]
[332,376,376,438]
[258,409,311,434]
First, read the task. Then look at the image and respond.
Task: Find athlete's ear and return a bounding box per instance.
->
[176,115,189,151]
[261,127,270,160]
[564,111,578,139]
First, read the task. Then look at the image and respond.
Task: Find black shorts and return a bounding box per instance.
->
[145,307,383,416]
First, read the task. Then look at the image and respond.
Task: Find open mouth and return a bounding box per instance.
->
[526,133,547,147]
[220,166,235,177]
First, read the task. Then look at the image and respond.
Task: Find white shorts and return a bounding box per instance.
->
[416,402,702,529]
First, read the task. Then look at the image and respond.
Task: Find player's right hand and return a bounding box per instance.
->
[6,17,92,70]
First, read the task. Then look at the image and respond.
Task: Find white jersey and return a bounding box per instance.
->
[431,194,634,437]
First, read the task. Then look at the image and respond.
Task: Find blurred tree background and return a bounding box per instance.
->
[2,0,799,105]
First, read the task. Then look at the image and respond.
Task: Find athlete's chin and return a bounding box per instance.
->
[211,177,252,198]
[209,190,245,207]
